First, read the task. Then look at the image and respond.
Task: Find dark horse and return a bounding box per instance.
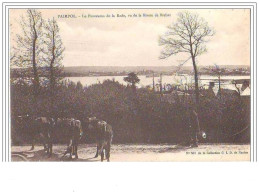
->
[87,117,113,162]
[31,117,55,157]
[57,118,82,159]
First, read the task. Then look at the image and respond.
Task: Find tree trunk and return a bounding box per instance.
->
[30,10,40,116]
[32,38,39,97]
[49,30,56,117]
[32,32,40,116]
[30,10,40,99]
[191,56,200,110]
[49,60,55,117]
[191,55,199,147]
[132,83,136,93]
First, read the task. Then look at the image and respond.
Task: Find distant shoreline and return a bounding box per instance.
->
[11,73,250,78]
[63,73,250,77]
[10,65,250,78]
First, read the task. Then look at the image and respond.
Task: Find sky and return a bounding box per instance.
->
[9,9,250,67]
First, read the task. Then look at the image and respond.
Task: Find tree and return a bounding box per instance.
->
[44,17,65,116]
[123,72,140,90]
[159,11,214,109]
[12,9,44,98]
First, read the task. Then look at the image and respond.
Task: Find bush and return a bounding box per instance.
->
[11,79,250,145]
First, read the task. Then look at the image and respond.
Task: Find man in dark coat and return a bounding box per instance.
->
[185,106,200,147]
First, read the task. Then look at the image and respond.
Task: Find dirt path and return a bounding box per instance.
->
[11,144,250,162]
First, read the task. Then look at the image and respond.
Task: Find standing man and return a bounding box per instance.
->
[187,106,200,147]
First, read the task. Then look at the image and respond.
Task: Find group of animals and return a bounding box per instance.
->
[16,115,113,162]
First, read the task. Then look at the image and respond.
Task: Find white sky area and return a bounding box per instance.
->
[10,9,250,67]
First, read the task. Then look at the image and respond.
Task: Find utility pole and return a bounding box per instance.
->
[160,73,163,97]
[217,71,222,143]
[218,73,222,100]
[215,66,223,143]
[153,72,155,91]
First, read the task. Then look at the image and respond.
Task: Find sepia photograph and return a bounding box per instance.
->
[9,7,251,162]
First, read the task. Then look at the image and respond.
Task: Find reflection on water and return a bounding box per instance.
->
[64,75,250,89]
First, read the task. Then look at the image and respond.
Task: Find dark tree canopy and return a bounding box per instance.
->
[123,72,140,89]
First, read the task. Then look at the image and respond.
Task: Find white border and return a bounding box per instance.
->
[1,2,257,162]
[0,1,259,195]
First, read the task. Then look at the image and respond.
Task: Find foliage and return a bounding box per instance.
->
[11,79,250,144]
[10,10,249,146]
[11,9,65,117]
[123,72,140,90]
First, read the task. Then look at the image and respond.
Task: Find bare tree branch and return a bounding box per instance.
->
[159,11,215,139]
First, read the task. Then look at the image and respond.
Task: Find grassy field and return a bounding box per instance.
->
[11,144,250,162]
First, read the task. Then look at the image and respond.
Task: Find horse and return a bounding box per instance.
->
[87,117,113,162]
[31,117,55,157]
[57,118,82,159]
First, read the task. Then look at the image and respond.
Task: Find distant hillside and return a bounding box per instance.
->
[64,65,250,74]
[11,65,250,78]
[64,66,179,73]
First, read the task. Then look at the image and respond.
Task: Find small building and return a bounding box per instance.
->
[161,90,191,104]
[241,86,250,96]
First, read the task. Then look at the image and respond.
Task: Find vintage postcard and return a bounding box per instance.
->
[5,6,254,162]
